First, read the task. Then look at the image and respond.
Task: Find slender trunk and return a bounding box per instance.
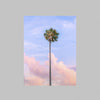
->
[49,41,51,86]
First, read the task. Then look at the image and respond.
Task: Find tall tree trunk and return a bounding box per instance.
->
[49,41,51,86]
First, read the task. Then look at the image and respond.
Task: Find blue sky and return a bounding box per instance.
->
[24,16,76,67]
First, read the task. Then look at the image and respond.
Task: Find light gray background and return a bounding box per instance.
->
[0,0,100,100]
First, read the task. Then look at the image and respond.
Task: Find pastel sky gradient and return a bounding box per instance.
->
[24,16,76,86]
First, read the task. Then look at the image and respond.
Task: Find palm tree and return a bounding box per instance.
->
[44,28,59,86]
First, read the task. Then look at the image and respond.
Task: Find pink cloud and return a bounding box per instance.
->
[24,76,45,86]
[24,54,48,79]
[24,53,76,86]
[50,53,76,85]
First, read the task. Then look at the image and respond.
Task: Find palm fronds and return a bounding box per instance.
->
[44,28,59,42]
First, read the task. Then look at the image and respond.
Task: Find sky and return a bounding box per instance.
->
[24,16,76,86]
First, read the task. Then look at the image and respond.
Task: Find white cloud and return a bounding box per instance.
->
[31,53,47,57]
[31,26,51,35]
[24,41,38,50]
[63,22,75,29]
[24,41,49,51]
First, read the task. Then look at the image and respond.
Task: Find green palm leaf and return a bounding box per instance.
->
[44,28,59,42]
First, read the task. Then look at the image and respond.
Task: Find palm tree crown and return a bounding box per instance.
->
[44,28,59,42]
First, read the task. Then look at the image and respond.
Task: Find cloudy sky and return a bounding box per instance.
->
[24,16,76,86]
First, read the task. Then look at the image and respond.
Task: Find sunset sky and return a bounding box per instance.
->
[24,16,76,86]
